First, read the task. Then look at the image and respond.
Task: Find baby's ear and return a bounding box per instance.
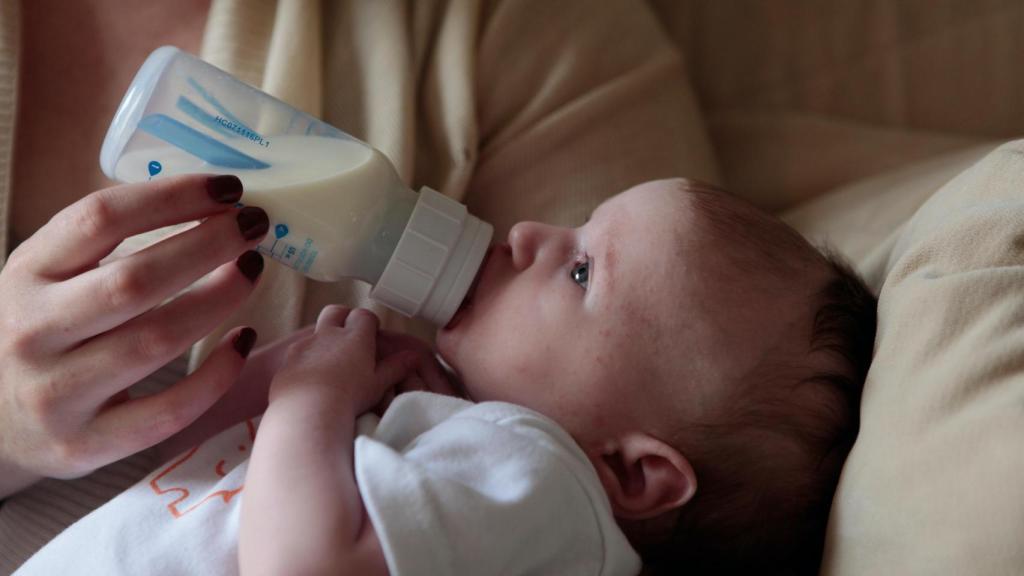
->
[590,433,697,520]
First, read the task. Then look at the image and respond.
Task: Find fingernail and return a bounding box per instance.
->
[233,327,258,358]
[237,207,269,240]
[235,250,264,283]
[207,175,243,204]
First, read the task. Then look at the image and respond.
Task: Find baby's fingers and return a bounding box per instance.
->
[88,327,258,461]
[316,305,379,358]
[315,305,352,332]
[376,351,420,391]
[416,355,461,397]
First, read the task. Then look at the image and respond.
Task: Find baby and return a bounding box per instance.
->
[242,178,878,575]
[15,178,876,576]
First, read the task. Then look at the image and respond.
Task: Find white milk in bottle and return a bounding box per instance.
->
[115,135,416,284]
[102,46,492,326]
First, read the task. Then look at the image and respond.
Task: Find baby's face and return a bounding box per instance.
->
[435,179,804,446]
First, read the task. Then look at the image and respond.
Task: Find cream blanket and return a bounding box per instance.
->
[184,0,719,369]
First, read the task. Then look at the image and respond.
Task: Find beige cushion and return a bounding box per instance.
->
[788,140,1024,575]
[781,144,997,289]
[648,0,1024,210]
[650,0,1024,139]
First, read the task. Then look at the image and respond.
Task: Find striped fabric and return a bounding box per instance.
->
[0,354,188,574]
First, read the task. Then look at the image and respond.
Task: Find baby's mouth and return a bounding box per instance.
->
[444,245,494,331]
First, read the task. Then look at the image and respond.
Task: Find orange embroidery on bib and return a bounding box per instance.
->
[149,419,258,519]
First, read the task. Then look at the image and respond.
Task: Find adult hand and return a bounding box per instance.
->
[0,174,269,497]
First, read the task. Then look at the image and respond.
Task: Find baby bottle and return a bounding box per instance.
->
[100,46,492,327]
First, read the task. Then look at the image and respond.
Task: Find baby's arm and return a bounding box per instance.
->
[239,307,412,576]
[240,377,387,575]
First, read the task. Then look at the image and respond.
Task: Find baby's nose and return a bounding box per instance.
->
[508,221,544,270]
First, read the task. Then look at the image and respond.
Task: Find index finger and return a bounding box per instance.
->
[25,174,243,279]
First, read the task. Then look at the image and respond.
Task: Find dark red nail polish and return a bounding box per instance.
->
[207,175,243,204]
[235,250,264,283]
[237,207,269,240]
[233,327,257,358]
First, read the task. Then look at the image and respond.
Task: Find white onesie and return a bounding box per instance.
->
[14,392,641,576]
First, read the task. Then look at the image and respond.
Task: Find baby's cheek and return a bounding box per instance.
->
[485,346,546,404]
[573,327,616,370]
[508,352,541,383]
[587,339,616,373]
[475,294,561,394]
[486,336,536,383]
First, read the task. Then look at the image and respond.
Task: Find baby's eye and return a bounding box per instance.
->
[570,260,590,290]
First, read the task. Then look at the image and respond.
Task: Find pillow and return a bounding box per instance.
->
[781,144,997,290]
[802,140,1024,575]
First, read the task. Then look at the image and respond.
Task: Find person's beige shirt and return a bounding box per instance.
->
[0,0,718,570]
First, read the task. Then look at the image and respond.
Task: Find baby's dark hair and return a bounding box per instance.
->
[641,182,878,575]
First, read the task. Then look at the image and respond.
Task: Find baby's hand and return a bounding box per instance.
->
[268,306,418,417]
[373,330,464,415]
